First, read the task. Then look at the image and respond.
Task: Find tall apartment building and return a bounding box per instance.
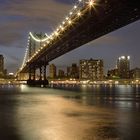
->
[79,59,104,80]
[117,56,130,79]
[49,64,56,78]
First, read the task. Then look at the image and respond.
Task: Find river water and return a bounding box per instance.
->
[0,84,140,140]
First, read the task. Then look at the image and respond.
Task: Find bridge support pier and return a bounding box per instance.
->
[39,66,43,81]
[42,60,49,87]
[44,65,46,80]
[29,65,36,81]
[27,59,49,87]
[33,69,36,81]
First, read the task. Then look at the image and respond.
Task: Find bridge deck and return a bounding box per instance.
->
[20,0,140,73]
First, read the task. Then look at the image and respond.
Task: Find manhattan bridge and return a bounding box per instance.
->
[16,0,140,86]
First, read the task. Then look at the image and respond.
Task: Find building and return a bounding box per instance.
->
[117,56,130,79]
[49,64,56,79]
[3,69,7,76]
[58,69,65,78]
[107,69,119,79]
[67,63,79,79]
[71,63,79,79]
[79,59,104,80]
[0,55,4,77]
[130,68,140,79]
[67,66,71,78]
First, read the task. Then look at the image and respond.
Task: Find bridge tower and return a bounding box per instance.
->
[27,32,49,86]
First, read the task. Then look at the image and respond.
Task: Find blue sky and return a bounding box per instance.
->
[0,0,140,73]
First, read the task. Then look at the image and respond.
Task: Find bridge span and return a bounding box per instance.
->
[17,0,140,86]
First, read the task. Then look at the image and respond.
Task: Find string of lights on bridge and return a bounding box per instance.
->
[19,0,97,73]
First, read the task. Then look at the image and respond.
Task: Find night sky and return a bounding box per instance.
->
[0,0,140,74]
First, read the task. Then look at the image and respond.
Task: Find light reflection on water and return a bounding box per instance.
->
[0,84,140,140]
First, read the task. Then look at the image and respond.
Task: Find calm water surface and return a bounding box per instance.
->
[0,84,140,140]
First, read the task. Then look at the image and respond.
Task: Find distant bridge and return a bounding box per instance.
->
[17,0,140,86]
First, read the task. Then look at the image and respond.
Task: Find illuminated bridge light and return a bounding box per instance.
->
[47,41,50,44]
[74,5,77,9]
[51,33,54,37]
[77,11,81,16]
[50,36,54,40]
[88,0,95,7]
[68,20,72,24]
[61,27,64,31]
[66,17,69,20]
[54,31,59,36]
[69,12,73,15]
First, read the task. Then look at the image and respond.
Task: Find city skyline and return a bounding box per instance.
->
[0,0,140,73]
[48,56,137,78]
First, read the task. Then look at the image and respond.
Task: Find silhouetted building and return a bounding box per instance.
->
[67,63,79,79]
[130,68,140,79]
[117,56,130,79]
[67,66,71,78]
[49,64,56,78]
[3,69,7,76]
[107,69,119,79]
[79,59,104,80]
[58,69,65,78]
[71,63,79,78]
[0,55,4,77]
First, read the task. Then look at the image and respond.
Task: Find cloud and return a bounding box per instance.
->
[0,0,73,47]
[8,55,19,62]
[0,31,24,47]
[6,63,19,72]
[0,0,73,24]
[53,0,75,4]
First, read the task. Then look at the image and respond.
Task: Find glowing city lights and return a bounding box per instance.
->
[128,56,130,59]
